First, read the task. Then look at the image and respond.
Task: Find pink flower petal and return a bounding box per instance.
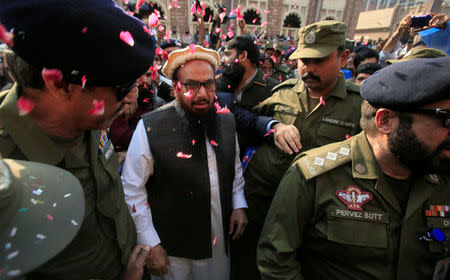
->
[81,75,87,88]
[192,140,196,146]
[122,0,129,4]
[221,33,227,40]
[156,47,163,55]
[0,23,14,47]
[17,96,35,116]
[189,44,196,54]
[42,68,63,82]
[216,106,230,114]
[148,13,159,28]
[210,140,218,147]
[190,2,197,14]
[135,0,145,11]
[203,39,210,48]
[214,102,221,110]
[213,236,217,246]
[89,99,105,116]
[219,12,227,22]
[120,31,134,47]
[264,129,277,136]
[263,10,270,14]
[176,81,182,93]
[319,96,326,106]
[261,21,268,27]
[256,8,260,15]
[216,27,222,33]
[81,27,88,34]
[184,90,193,99]
[208,14,212,22]
[227,31,234,38]
[176,152,192,159]
[252,18,257,23]
[47,214,54,221]
[234,58,239,64]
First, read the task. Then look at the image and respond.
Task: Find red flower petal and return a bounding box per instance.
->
[176,152,192,159]
[192,139,196,146]
[227,31,234,38]
[210,140,218,147]
[17,96,35,116]
[189,44,196,54]
[320,96,326,106]
[89,99,105,116]
[132,204,136,212]
[81,75,87,88]
[135,0,145,11]
[0,23,14,47]
[148,13,159,28]
[120,31,134,47]
[42,68,63,82]
[261,21,268,27]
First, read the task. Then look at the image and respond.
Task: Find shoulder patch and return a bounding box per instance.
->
[346,81,361,94]
[293,140,352,181]
[271,78,299,93]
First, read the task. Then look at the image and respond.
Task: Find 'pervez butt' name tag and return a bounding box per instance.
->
[330,207,388,223]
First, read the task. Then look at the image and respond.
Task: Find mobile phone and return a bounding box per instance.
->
[410,15,432,28]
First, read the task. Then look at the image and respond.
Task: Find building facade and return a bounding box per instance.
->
[119,0,363,41]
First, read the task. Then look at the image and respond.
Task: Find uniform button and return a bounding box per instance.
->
[355,163,366,174]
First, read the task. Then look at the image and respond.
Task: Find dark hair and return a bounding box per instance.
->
[260,55,274,66]
[355,63,382,76]
[226,36,259,65]
[3,51,44,89]
[353,47,379,68]
[337,45,345,56]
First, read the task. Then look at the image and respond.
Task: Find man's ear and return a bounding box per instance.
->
[339,49,350,68]
[42,75,69,98]
[374,108,396,134]
[239,51,248,62]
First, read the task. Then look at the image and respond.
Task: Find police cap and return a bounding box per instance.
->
[0,0,156,87]
[361,56,450,110]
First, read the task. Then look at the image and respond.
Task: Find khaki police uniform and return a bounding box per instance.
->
[271,64,294,82]
[257,131,450,280]
[230,21,363,280]
[0,85,137,279]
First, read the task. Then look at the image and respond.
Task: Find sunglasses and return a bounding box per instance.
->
[115,80,137,101]
[406,108,450,129]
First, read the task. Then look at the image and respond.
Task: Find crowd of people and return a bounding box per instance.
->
[0,0,449,280]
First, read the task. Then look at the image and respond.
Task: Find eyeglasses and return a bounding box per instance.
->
[180,80,217,92]
[407,108,450,129]
[115,80,137,101]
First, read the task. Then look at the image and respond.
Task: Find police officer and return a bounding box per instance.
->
[0,0,155,279]
[231,21,363,280]
[264,43,294,82]
[258,56,450,280]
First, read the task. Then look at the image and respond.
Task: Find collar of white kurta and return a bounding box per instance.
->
[162,45,220,79]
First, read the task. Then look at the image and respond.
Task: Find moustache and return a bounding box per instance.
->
[302,73,321,83]
[192,98,210,104]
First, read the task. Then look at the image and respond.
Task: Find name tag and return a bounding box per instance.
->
[427,217,450,228]
[330,207,388,223]
[322,117,356,129]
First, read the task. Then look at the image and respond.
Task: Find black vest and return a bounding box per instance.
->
[142,101,236,259]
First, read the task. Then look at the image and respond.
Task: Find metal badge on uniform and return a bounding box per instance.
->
[336,185,373,211]
[304,30,316,44]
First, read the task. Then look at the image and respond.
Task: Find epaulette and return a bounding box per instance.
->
[271,78,299,93]
[293,138,353,181]
[253,81,266,87]
[345,80,361,94]
[276,65,292,74]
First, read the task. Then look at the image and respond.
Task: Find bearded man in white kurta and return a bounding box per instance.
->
[121,45,248,280]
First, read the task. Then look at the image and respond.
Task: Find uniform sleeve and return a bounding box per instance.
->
[257,165,314,280]
[121,120,161,246]
[232,135,248,209]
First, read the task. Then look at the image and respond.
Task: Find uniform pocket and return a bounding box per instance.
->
[426,217,450,254]
[326,208,388,248]
[317,122,354,142]
[272,104,299,125]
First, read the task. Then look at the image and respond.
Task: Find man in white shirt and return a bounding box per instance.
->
[121,45,248,280]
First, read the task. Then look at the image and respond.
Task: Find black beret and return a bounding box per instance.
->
[0,0,155,87]
[361,56,450,110]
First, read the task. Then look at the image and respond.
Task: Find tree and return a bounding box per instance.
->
[244,9,261,25]
[283,13,301,28]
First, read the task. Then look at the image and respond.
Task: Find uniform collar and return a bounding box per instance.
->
[0,84,64,165]
[292,72,347,100]
[349,131,442,185]
[350,132,379,180]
